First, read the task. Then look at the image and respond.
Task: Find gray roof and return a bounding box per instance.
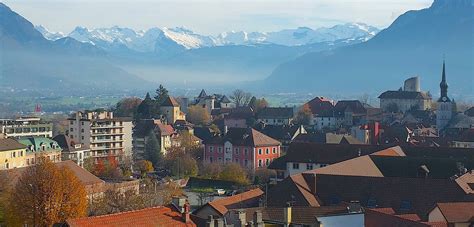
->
[447,113,474,129]
[258,107,294,119]
[378,91,431,100]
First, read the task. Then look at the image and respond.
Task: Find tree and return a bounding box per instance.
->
[187,105,211,125]
[249,97,268,113]
[145,131,163,167]
[114,97,142,117]
[164,147,198,178]
[5,157,87,226]
[199,162,222,179]
[154,84,169,106]
[295,105,313,125]
[89,189,146,216]
[136,93,158,120]
[136,160,154,178]
[253,169,276,185]
[92,155,123,180]
[219,163,249,185]
[230,89,252,107]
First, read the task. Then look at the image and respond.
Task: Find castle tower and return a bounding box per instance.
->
[436,60,453,130]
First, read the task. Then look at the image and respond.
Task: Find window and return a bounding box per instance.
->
[209,146,214,152]
[81,129,84,133]
[258,160,263,167]
[265,158,270,166]
[81,121,84,125]
[70,128,74,132]
[272,147,276,154]
[234,148,239,155]
[12,152,16,158]
[306,164,313,170]
[218,157,222,162]
[292,163,299,169]
[81,136,84,140]
[244,148,249,155]
[70,135,74,139]
[244,159,248,166]
[320,164,328,167]
[209,157,213,163]
[258,148,262,155]
[235,158,239,163]
[218,147,222,153]
[70,121,74,125]
[266,148,269,154]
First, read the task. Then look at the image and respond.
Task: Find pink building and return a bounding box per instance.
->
[203,128,281,171]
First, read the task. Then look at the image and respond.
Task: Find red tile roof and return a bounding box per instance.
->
[207,188,264,215]
[303,96,335,116]
[366,208,447,227]
[67,206,196,227]
[435,202,474,223]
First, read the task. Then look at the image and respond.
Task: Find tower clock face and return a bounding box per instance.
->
[442,97,447,101]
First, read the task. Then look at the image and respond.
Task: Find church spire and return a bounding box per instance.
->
[439,60,449,102]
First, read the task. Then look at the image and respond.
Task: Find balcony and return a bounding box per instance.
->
[91,146,124,151]
[92,131,124,136]
[91,138,124,143]
[91,124,123,129]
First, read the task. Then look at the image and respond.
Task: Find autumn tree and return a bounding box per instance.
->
[154,84,169,106]
[187,105,211,125]
[249,97,269,113]
[136,160,154,177]
[294,105,313,125]
[165,147,198,178]
[114,97,142,117]
[145,131,163,167]
[230,89,252,107]
[219,163,249,185]
[92,155,123,180]
[5,157,87,226]
[199,162,222,179]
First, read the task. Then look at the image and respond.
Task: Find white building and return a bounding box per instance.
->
[0,117,53,138]
[68,111,133,161]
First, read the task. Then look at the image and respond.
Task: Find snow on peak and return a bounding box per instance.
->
[35,25,65,41]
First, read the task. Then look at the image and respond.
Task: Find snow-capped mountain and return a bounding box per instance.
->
[215,23,380,46]
[36,23,379,54]
[35,25,65,41]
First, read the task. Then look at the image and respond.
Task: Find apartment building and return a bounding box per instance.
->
[0,117,53,138]
[68,111,133,161]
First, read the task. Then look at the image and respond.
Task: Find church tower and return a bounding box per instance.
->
[436,60,453,130]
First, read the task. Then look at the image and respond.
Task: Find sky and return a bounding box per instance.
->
[4,0,433,35]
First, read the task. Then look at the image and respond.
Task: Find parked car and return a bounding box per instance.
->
[214,189,226,196]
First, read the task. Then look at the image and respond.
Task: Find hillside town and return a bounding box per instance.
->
[0,61,473,226]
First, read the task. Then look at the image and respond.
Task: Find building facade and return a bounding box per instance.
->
[160,96,186,124]
[203,128,281,171]
[18,137,62,166]
[379,77,432,113]
[68,111,133,161]
[0,138,28,170]
[53,134,90,167]
[0,117,53,138]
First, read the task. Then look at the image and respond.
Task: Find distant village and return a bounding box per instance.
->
[1,61,473,226]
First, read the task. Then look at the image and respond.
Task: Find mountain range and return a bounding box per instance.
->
[36,23,379,54]
[265,0,474,97]
[1,0,472,99]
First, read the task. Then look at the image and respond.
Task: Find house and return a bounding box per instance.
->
[193,188,264,221]
[223,107,255,128]
[267,152,474,221]
[334,100,368,127]
[18,136,62,166]
[66,203,196,227]
[0,117,53,138]
[0,138,28,170]
[255,124,306,152]
[268,142,386,180]
[366,208,448,227]
[378,77,432,113]
[257,107,294,126]
[160,96,186,124]
[350,122,381,145]
[293,132,363,145]
[193,89,234,114]
[303,96,338,130]
[203,128,281,171]
[226,205,364,227]
[53,134,90,167]
[428,202,474,226]
[68,111,133,161]
[452,129,474,148]
[133,119,176,159]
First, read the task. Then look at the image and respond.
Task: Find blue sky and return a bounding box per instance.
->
[4,0,433,35]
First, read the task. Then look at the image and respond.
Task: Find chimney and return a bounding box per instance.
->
[236,209,246,227]
[253,210,264,227]
[182,201,191,223]
[284,203,292,226]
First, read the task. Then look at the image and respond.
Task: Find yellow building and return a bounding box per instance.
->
[160,96,186,124]
[17,137,62,166]
[0,138,28,170]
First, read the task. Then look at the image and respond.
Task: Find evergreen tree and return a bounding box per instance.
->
[154,84,169,106]
[136,93,156,120]
[145,131,163,167]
